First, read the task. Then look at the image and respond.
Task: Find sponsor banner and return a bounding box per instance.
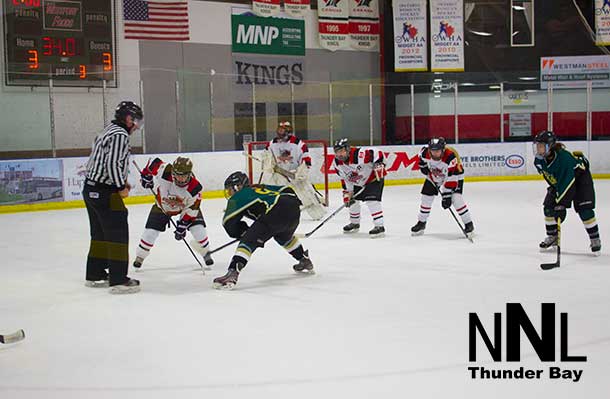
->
[509,113,532,137]
[0,159,64,205]
[318,0,350,51]
[429,0,464,72]
[284,0,310,18]
[540,55,610,89]
[595,0,610,46]
[252,0,281,17]
[393,0,428,72]
[232,14,305,56]
[349,0,380,51]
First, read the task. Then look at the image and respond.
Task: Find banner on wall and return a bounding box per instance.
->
[595,0,610,45]
[540,55,610,89]
[0,159,64,205]
[284,0,310,18]
[392,0,428,71]
[318,0,350,51]
[231,14,305,56]
[349,0,380,51]
[252,0,281,17]
[429,0,464,72]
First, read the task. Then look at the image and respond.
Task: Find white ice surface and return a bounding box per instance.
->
[1,181,609,399]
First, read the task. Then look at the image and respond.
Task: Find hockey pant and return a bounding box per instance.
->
[349,179,384,227]
[543,173,599,241]
[136,204,210,261]
[229,195,307,272]
[417,179,472,225]
[83,181,130,286]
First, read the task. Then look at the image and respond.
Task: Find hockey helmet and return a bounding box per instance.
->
[533,130,557,159]
[333,138,350,161]
[428,137,446,160]
[277,121,293,141]
[224,171,250,198]
[172,157,193,187]
[115,101,143,129]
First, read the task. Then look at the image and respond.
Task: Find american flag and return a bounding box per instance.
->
[123,0,190,41]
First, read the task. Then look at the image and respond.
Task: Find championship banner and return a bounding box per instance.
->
[252,0,280,17]
[595,0,610,45]
[284,0,310,18]
[349,0,380,51]
[393,0,427,71]
[429,0,464,72]
[318,0,350,51]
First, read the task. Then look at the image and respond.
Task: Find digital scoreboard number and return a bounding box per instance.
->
[3,0,117,87]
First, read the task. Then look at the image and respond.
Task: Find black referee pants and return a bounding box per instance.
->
[83,181,129,286]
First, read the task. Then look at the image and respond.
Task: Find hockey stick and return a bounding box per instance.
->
[0,329,25,344]
[295,186,366,239]
[431,180,474,243]
[133,161,205,274]
[208,238,239,255]
[541,218,561,270]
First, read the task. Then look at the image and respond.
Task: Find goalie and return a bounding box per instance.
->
[259,121,326,220]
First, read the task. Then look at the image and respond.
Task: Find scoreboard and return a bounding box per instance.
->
[2,0,117,87]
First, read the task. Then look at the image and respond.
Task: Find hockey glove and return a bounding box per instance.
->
[174,218,191,241]
[441,192,453,209]
[373,162,386,181]
[343,190,355,208]
[140,171,154,189]
[553,205,567,223]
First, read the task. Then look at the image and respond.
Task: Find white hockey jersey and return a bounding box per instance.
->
[334,146,385,191]
[144,158,203,222]
[418,146,464,193]
[266,135,312,172]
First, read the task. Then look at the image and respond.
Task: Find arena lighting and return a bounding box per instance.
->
[512,31,520,36]
[489,85,501,90]
[512,5,526,10]
[434,79,443,82]
[519,76,537,80]
[468,29,493,36]
[460,83,476,86]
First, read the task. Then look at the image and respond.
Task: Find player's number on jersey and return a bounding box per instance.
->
[253,187,280,196]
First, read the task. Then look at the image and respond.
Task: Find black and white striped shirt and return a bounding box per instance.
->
[85,122,131,189]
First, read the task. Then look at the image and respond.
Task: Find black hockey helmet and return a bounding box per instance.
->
[333,138,350,161]
[224,171,250,199]
[428,137,446,151]
[115,101,143,126]
[533,130,557,159]
[172,157,193,188]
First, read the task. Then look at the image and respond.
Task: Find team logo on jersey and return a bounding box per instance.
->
[163,194,185,209]
[347,171,362,183]
[278,150,294,163]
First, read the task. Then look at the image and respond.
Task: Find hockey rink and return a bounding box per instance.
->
[1,180,609,399]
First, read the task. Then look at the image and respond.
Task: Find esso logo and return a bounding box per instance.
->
[505,154,525,169]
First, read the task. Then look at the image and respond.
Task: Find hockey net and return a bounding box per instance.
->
[245,140,330,206]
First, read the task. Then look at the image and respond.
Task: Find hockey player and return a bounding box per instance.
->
[213,172,314,289]
[411,137,474,237]
[134,157,214,269]
[534,131,601,255]
[260,121,326,220]
[333,138,386,237]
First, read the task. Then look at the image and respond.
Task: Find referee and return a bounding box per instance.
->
[83,101,143,294]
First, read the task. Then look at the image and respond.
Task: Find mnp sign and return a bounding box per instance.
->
[232,15,305,56]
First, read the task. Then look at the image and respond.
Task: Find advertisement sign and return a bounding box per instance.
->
[429,0,464,72]
[509,113,532,137]
[393,0,428,72]
[0,159,64,205]
[540,55,610,89]
[231,14,305,56]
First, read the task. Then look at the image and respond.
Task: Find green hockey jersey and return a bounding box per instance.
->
[534,148,589,205]
[222,185,295,227]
